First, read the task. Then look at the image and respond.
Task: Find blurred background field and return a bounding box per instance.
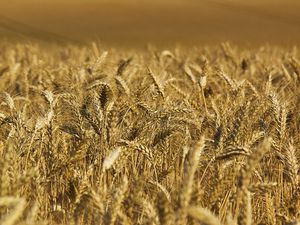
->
[0,0,300,46]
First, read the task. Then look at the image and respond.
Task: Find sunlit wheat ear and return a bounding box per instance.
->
[42,90,54,106]
[104,176,128,225]
[142,199,160,225]
[284,142,299,189]
[170,83,189,99]
[178,136,205,223]
[1,92,15,111]
[187,206,222,225]
[198,75,208,114]
[238,138,272,187]
[98,83,114,110]
[149,180,171,202]
[226,212,238,225]
[116,57,132,76]
[265,193,276,225]
[91,42,100,58]
[97,51,108,65]
[183,63,196,83]
[289,57,300,80]
[235,137,271,220]
[74,180,92,225]
[216,146,250,161]
[34,110,53,131]
[115,76,130,96]
[0,156,10,196]
[209,164,240,209]
[248,182,277,193]
[281,64,292,81]
[217,69,237,90]
[160,50,175,60]
[102,147,122,172]
[238,190,252,225]
[245,80,259,97]
[35,117,48,131]
[147,67,165,99]
[159,50,176,67]
[199,75,207,89]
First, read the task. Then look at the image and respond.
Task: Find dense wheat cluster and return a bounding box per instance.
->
[0,42,299,225]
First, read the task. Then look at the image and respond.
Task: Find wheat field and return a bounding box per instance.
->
[0,41,300,225]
